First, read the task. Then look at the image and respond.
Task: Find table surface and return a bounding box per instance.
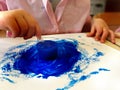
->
[0,30,120,51]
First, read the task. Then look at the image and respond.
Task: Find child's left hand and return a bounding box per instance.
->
[87,18,115,43]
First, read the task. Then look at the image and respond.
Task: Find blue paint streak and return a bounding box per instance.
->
[79,75,88,80]
[90,71,99,75]
[57,68,110,90]
[0,77,15,83]
[99,68,110,71]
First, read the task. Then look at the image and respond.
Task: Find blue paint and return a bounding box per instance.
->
[99,68,110,71]
[74,66,82,73]
[57,68,110,90]
[2,63,11,72]
[90,71,99,75]
[1,40,81,78]
[94,48,104,57]
[79,75,88,81]
[0,77,15,83]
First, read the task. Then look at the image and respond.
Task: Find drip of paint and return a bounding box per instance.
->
[5,40,81,78]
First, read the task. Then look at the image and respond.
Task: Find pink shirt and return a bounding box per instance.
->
[0,0,90,35]
[115,27,120,32]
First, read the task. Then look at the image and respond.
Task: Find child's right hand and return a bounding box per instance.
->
[0,9,41,39]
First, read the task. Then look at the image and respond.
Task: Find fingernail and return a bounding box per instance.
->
[6,31,12,37]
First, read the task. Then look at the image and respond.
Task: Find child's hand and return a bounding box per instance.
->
[0,9,41,39]
[87,18,115,43]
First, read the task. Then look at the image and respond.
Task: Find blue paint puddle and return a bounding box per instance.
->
[0,39,110,89]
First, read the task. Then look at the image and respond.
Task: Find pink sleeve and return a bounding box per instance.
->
[115,27,120,32]
[0,0,7,11]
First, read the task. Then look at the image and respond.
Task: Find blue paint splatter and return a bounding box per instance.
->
[0,39,109,89]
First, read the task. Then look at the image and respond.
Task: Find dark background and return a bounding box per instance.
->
[105,0,120,12]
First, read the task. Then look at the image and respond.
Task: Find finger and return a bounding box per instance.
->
[109,30,115,43]
[94,27,103,41]
[24,24,35,39]
[24,14,41,39]
[35,25,41,40]
[87,25,95,37]
[100,28,109,43]
[6,18,20,37]
[15,15,28,37]
[24,24,41,40]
